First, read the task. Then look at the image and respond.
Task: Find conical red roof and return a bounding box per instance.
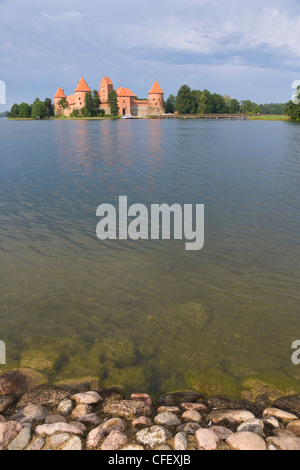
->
[75,77,92,93]
[116,87,136,97]
[149,81,164,94]
[54,86,66,99]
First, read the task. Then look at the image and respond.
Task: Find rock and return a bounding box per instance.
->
[136,426,170,448]
[50,433,71,448]
[267,436,300,451]
[13,368,47,390]
[8,427,31,450]
[103,400,152,418]
[130,393,153,407]
[237,419,265,437]
[122,445,145,450]
[77,414,101,426]
[157,406,181,414]
[157,445,172,450]
[272,396,300,418]
[35,422,86,436]
[17,385,72,409]
[182,410,202,423]
[195,429,220,450]
[0,421,23,450]
[101,430,128,450]
[45,415,67,424]
[71,391,102,405]
[181,403,207,412]
[272,429,296,438]
[86,418,125,448]
[263,417,280,430]
[12,404,49,424]
[210,426,233,441]
[176,422,202,435]
[262,408,298,423]
[227,432,267,451]
[256,395,272,409]
[62,436,82,451]
[132,417,152,428]
[207,396,259,415]
[57,399,73,416]
[71,404,93,419]
[0,416,5,423]
[157,391,202,407]
[0,395,16,414]
[268,444,277,451]
[207,410,255,426]
[86,426,105,448]
[27,437,45,451]
[154,412,181,427]
[174,432,188,450]
[0,371,28,398]
[287,420,300,437]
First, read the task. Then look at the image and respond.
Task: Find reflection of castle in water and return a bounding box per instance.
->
[54,76,165,117]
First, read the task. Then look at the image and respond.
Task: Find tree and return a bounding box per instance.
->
[84,92,95,117]
[19,102,31,118]
[9,103,20,118]
[198,90,214,114]
[31,99,47,119]
[212,93,227,114]
[228,99,240,114]
[240,100,258,115]
[58,97,69,111]
[165,94,176,114]
[93,90,101,116]
[175,85,193,114]
[285,101,300,121]
[44,98,54,118]
[107,89,119,117]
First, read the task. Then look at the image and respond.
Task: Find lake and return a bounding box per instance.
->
[0,118,300,398]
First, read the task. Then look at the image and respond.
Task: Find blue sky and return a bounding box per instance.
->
[1,0,300,110]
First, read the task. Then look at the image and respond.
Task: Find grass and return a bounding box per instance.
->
[248,114,290,121]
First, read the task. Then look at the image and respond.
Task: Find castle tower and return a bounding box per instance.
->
[99,76,113,102]
[74,76,92,109]
[54,86,67,116]
[148,80,164,111]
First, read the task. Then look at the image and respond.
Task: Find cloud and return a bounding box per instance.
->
[40,10,82,21]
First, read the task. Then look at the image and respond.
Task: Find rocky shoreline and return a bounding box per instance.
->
[1,370,300,451]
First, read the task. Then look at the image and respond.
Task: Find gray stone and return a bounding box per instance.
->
[62,436,82,451]
[77,414,101,426]
[210,426,233,441]
[0,421,23,450]
[237,419,265,437]
[8,427,31,450]
[27,437,45,451]
[176,422,202,435]
[174,432,188,450]
[136,426,170,448]
[72,391,102,405]
[103,400,152,418]
[57,399,73,416]
[158,392,202,407]
[45,414,67,424]
[17,385,72,409]
[50,433,71,447]
[154,412,181,427]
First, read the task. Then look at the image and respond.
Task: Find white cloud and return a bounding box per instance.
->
[40,10,82,21]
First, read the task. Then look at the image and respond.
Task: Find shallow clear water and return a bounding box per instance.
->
[0,118,300,397]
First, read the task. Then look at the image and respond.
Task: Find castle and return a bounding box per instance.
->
[54,76,165,117]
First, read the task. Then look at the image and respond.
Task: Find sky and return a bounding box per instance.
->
[1,0,300,111]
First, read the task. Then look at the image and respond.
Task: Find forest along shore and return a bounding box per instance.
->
[1,370,300,450]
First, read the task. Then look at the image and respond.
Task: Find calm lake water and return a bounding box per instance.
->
[0,118,300,398]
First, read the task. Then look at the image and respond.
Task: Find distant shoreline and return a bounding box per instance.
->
[5,114,290,122]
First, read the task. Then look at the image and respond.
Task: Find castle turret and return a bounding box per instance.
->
[148,81,164,112]
[74,76,92,109]
[99,76,113,102]
[54,86,67,116]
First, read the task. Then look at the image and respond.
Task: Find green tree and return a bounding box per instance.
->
[240,100,258,115]
[9,103,20,118]
[212,93,227,114]
[176,85,194,114]
[58,97,70,111]
[198,90,214,114]
[165,94,176,114]
[44,98,54,118]
[285,101,300,121]
[31,99,47,119]
[84,92,95,117]
[228,99,240,114]
[19,102,31,118]
[107,89,119,117]
[93,90,101,116]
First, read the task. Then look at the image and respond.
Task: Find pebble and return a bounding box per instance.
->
[210,426,233,441]
[35,422,86,436]
[262,408,298,424]
[27,437,45,451]
[237,419,265,437]
[130,393,153,407]
[176,422,202,435]
[157,406,181,414]
[195,429,220,450]
[8,427,31,451]
[72,391,102,405]
[226,432,267,451]
[101,430,128,450]
[72,404,93,419]
[45,415,67,424]
[266,435,300,451]
[286,420,300,437]
[174,432,188,450]
[77,414,101,426]
[154,412,181,427]
[57,399,73,416]
[182,410,202,423]
[181,403,207,412]
[103,400,152,418]
[50,433,71,448]
[122,444,145,450]
[0,421,23,450]
[62,436,83,451]
[136,426,170,448]
[132,417,152,428]
[207,410,255,425]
